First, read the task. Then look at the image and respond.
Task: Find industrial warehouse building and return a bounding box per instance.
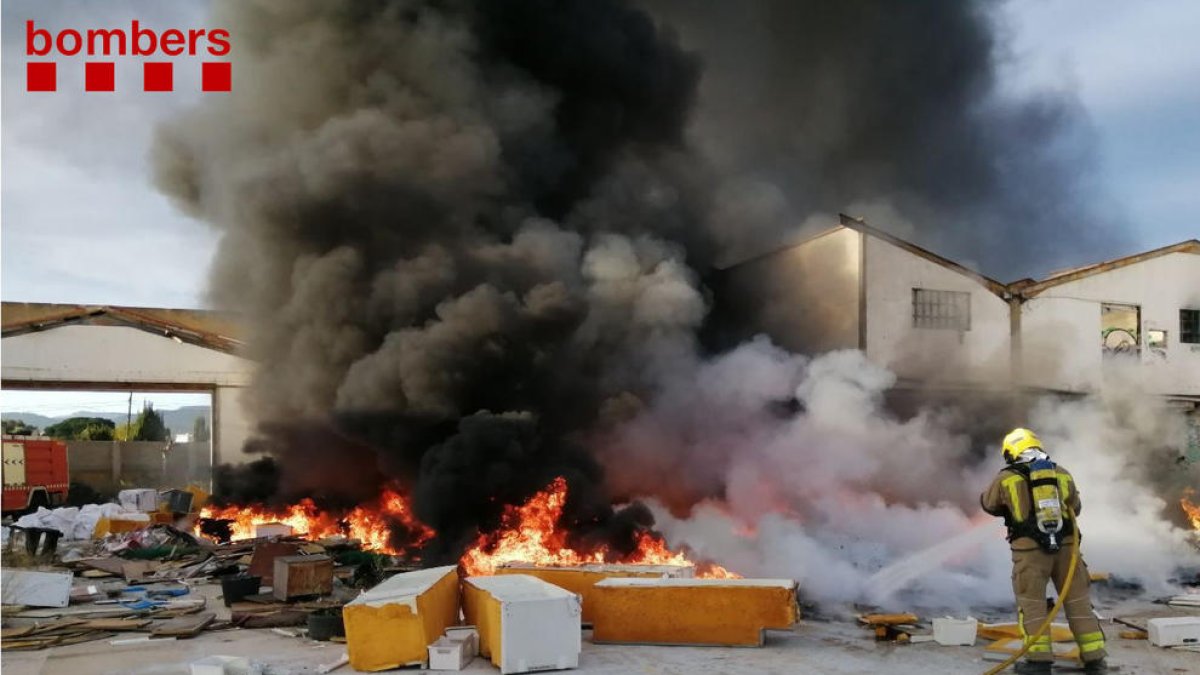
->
[718,214,1200,413]
[4,217,1198,482]
[0,303,255,478]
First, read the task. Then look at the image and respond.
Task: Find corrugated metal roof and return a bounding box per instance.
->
[1,302,244,354]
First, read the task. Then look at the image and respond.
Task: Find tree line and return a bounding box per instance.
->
[2,405,210,443]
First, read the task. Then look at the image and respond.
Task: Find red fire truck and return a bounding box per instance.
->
[2,436,70,513]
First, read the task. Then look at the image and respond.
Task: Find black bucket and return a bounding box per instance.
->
[221,574,262,607]
[307,609,345,641]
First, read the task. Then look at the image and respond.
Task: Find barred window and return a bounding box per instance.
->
[1182,309,1200,344]
[912,288,971,331]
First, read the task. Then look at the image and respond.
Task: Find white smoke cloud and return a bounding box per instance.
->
[616,339,1199,608]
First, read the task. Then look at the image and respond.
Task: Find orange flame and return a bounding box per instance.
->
[1182,489,1200,531]
[459,476,739,579]
[199,486,433,554]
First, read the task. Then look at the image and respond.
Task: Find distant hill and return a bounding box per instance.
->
[2,405,212,437]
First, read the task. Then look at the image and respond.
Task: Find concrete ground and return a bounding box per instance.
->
[3,582,1197,675]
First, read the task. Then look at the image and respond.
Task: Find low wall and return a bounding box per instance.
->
[66,440,211,494]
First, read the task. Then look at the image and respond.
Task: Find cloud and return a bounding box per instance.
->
[2,0,217,307]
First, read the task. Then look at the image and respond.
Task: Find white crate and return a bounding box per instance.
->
[1147,616,1200,647]
[428,637,471,670]
[446,625,479,656]
[932,617,978,646]
[465,575,581,674]
[118,489,159,512]
[253,522,293,538]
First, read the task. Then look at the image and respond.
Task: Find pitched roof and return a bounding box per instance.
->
[837,214,1009,297]
[1016,239,1200,298]
[1,303,244,354]
[719,214,1008,297]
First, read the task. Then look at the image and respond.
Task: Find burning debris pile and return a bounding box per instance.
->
[199,475,735,578]
[150,0,1194,603]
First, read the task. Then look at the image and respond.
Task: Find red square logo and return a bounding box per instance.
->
[202,62,231,92]
[144,62,173,92]
[27,62,56,92]
[86,62,115,92]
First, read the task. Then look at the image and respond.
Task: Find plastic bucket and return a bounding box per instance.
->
[221,574,262,607]
[307,609,345,641]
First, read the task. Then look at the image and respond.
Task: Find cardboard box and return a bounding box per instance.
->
[118,489,159,512]
[343,566,460,672]
[0,569,73,607]
[496,562,691,623]
[272,554,333,600]
[590,577,798,647]
[428,637,471,670]
[254,522,294,539]
[463,574,581,674]
[1147,616,1200,647]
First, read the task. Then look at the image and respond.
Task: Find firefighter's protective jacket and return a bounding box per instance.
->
[980,463,1082,550]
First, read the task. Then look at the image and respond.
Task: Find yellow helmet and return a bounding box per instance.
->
[1002,427,1043,463]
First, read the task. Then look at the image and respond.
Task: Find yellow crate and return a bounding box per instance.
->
[494,563,690,623]
[343,566,460,671]
[591,578,798,647]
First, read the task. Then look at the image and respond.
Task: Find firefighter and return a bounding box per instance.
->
[980,428,1108,674]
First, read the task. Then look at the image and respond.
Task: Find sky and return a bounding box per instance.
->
[1,0,1198,414]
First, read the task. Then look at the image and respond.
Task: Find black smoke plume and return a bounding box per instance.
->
[155,0,1124,559]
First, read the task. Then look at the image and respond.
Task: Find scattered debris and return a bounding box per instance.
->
[316,652,350,674]
[189,655,252,675]
[1,569,73,607]
[254,522,293,539]
[982,637,1080,665]
[859,612,921,644]
[1166,594,1200,608]
[978,622,1074,643]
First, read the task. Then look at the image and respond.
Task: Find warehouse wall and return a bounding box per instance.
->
[863,236,1010,385]
[1021,251,1200,396]
[717,227,861,354]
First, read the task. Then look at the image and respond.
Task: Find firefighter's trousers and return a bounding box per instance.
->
[1011,544,1106,663]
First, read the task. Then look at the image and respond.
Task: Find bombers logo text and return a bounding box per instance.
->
[24,20,232,93]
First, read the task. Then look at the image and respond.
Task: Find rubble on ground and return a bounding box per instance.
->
[3,488,1200,672]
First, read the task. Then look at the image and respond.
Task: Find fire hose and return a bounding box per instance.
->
[981,506,1081,675]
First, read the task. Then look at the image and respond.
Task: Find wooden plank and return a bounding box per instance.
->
[57,631,117,647]
[77,618,152,631]
[150,612,215,638]
[2,637,61,651]
[28,619,88,635]
[1,626,36,639]
[860,613,919,626]
[122,560,162,582]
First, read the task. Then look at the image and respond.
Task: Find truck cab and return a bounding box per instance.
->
[2,435,70,513]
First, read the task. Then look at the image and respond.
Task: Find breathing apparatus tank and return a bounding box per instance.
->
[1027,458,1065,552]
